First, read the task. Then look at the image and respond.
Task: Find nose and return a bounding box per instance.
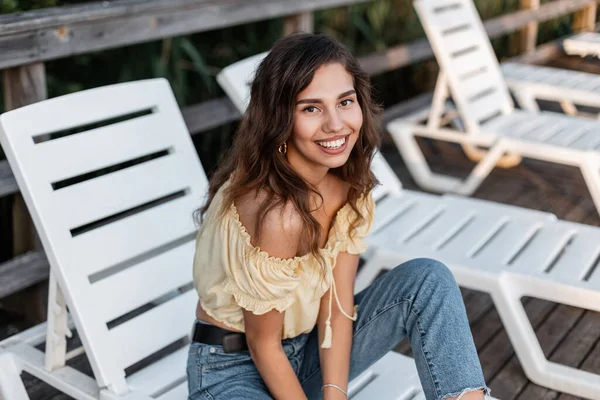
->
[323,109,344,133]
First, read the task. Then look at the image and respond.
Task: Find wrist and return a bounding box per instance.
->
[322,384,348,399]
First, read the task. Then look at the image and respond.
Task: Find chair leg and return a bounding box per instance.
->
[45,273,69,371]
[430,72,521,169]
[390,121,464,193]
[491,279,600,399]
[510,86,541,112]
[389,121,500,196]
[457,141,508,196]
[0,352,29,400]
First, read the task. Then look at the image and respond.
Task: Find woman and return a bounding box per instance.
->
[188,33,490,400]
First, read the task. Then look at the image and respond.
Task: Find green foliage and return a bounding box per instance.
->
[0,0,583,108]
[0,0,588,160]
[0,0,94,13]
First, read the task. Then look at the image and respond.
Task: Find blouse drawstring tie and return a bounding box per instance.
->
[321,265,358,349]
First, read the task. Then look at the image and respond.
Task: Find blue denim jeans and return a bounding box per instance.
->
[186,258,490,399]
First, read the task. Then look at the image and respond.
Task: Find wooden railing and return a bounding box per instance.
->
[0,0,598,319]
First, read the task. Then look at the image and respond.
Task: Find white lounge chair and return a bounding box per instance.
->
[218,49,600,399]
[0,79,424,400]
[564,32,600,58]
[386,0,600,218]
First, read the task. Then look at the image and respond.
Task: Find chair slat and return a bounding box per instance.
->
[70,194,198,277]
[570,130,600,150]
[521,118,570,142]
[585,262,600,289]
[460,69,502,100]
[438,212,508,258]
[546,225,600,284]
[501,62,537,80]
[53,154,197,229]
[0,80,170,138]
[473,219,544,269]
[429,6,474,33]
[157,382,188,400]
[509,225,575,274]
[372,194,416,235]
[373,196,447,247]
[31,113,177,183]
[110,290,196,369]
[480,112,528,134]
[92,240,196,322]
[128,346,188,397]
[407,207,474,249]
[503,114,550,138]
[450,48,491,78]
[543,120,595,146]
[469,90,509,123]
[441,29,482,54]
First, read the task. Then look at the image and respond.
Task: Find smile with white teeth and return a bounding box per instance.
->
[317,137,346,149]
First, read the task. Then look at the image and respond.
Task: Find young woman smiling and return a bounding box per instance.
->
[187,33,491,400]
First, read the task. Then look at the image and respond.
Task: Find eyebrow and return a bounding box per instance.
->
[296,89,356,105]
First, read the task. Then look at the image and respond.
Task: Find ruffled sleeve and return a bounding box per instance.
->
[331,192,375,255]
[221,207,303,315]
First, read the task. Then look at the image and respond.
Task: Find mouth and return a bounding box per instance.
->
[315,135,349,154]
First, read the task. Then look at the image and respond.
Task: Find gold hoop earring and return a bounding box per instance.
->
[278,142,287,155]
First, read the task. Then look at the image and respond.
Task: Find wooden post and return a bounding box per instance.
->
[283,12,314,36]
[573,3,598,33]
[2,62,48,323]
[516,0,540,54]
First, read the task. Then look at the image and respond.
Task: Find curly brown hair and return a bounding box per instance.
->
[199,33,381,259]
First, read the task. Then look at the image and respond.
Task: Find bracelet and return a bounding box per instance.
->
[321,383,348,398]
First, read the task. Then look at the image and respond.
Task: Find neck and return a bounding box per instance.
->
[287,148,329,187]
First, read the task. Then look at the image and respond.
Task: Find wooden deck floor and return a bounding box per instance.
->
[2,113,600,400]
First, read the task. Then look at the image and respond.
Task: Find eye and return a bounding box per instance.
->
[302,106,319,113]
[340,99,354,107]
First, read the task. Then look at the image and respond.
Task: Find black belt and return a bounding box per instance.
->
[192,321,249,353]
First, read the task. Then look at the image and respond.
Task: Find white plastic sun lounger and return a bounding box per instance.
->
[564,32,600,58]
[387,0,600,218]
[218,48,600,399]
[0,79,424,400]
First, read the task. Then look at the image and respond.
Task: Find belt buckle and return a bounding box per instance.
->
[222,334,245,354]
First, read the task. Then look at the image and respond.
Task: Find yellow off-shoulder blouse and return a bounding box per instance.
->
[192,181,375,348]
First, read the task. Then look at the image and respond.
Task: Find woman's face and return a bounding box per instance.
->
[287,62,363,178]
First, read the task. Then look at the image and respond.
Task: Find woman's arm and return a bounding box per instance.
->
[318,251,360,400]
[244,309,306,400]
[238,198,307,400]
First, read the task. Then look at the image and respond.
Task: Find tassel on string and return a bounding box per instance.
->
[321,319,332,348]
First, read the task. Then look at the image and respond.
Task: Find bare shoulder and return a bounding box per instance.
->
[235,189,303,259]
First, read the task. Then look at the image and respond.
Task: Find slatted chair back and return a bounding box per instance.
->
[0,78,207,395]
[414,0,514,132]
